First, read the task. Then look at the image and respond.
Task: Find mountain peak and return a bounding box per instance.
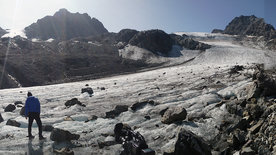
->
[54,8,70,16]
[24,9,108,40]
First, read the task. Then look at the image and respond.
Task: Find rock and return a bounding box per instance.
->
[211,29,224,33]
[116,29,139,43]
[129,29,173,55]
[64,116,74,121]
[246,82,261,100]
[0,113,4,123]
[19,106,25,116]
[245,104,263,119]
[42,125,54,132]
[14,101,23,106]
[248,120,264,134]
[105,105,128,118]
[50,128,80,142]
[159,107,169,117]
[85,115,98,123]
[0,27,7,37]
[4,104,16,112]
[6,119,21,127]
[174,129,212,155]
[223,15,276,40]
[229,65,244,74]
[161,106,187,124]
[25,8,108,40]
[53,147,74,155]
[81,87,94,95]
[65,98,85,107]
[240,147,255,155]
[100,87,105,90]
[144,116,151,120]
[130,100,155,111]
[170,34,211,51]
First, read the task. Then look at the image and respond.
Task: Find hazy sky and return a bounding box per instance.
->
[0,0,275,33]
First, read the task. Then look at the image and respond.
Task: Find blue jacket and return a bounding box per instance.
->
[25,96,41,116]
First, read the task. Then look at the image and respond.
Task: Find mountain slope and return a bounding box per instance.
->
[24,9,108,40]
[0,27,7,37]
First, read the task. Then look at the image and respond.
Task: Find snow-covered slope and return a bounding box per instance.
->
[0,32,275,154]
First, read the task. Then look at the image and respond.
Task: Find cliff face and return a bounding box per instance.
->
[223,15,276,40]
[24,9,108,40]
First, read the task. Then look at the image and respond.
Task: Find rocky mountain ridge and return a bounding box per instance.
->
[0,27,7,37]
[24,8,108,41]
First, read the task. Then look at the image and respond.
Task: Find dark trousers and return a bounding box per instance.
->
[28,112,42,137]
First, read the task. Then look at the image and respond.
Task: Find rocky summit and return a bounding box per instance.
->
[24,9,108,40]
[222,15,276,40]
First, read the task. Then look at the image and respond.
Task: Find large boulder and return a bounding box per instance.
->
[161,106,187,124]
[0,113,3,123]
[4,104,16,112]
[20,106,25,116]
[50,128,80,142]
[24,8,108,40]
[65,98,85,107]
[174,129,212,155]
[6,119,21,127]
[129,29,173,55]
[81,87,94,95]
[42,125,54,132]
[14,101,23,106]
[105,105,129,118]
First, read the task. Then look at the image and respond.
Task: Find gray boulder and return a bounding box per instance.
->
[65,98,85,107]
[105,105,129,118]
[6,119,21,127]
[20,107,25,116]
[50,128,80,142]
[4,104,16,112]
[161,106,187,124]
[81,87,93,95]
[174,129,211,155]
[0,113,3,123]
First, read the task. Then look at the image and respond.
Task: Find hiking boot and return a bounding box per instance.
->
[27,135,35,140]
[39,136,46,140]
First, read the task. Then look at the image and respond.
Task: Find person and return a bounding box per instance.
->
[25,92,45,140]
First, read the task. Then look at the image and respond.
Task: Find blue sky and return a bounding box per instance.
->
[0,0,275,33]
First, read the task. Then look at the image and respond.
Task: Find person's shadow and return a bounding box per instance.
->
[26,139,44,155]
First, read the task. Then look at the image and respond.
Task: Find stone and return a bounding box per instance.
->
[20,107,25,116]
[6,119,21,127]
[245,104,263,119]
[248,120,264,134]
[64,116,74,121]
[81,87,94,95]
[174,129,212,155]
[161,106,187,124]
[50,128,80,142]
[85,115,98,123]
[130,100,155,111]
[4,104,16,112]
[65,98,85,107]
[105,105,128,118]
[0,113,4,123]
[240,147,255,155]
[42,125,54,132]
[159,107,169,117]
[14,101,23,105]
